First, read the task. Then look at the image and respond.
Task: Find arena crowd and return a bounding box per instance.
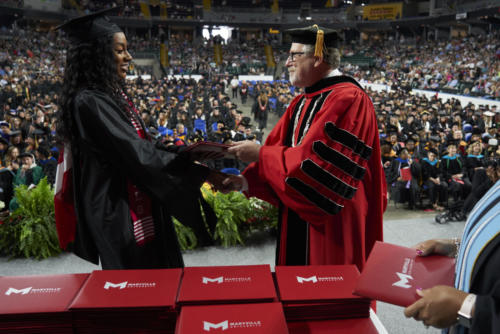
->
[0,23,499,221]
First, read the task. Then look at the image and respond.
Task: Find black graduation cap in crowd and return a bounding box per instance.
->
[32,128,45,136]
[405,136,416,144]
[9,130,21,137]
[428,148,438,156]
[36,145,50,158]
[55,7,122,45]
[429,135,441,142]
[286,25,341,57]
[19,152,35,160]
[446,138,459,147]
[472,126,483,136]
[240,116,252,128]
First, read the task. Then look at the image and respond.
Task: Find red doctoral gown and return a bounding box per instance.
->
[243,76,387,270]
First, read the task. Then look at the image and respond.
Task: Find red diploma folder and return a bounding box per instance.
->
[0,273,89,334]
[69,269,181,334]
[183,141,234,159]
[353,241,455,307]
[177,265,277,305]
[69,268,182,309]
[400,167,412,181]
[288,316,380,334]
[176,303,288,334]
[275,265,370,321]
[276,265,365,303]
[0,273,88,314]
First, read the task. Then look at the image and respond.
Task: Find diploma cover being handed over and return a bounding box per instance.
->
[183,141,235,159]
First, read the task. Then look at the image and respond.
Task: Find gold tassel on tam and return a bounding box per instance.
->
[313,24,324,57]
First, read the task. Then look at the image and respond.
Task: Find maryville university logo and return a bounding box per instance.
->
[5,287,61,296]
[392,257,414,289]
[202,276,252,284]
[296,275,344,284]
[103,281,156,290]
[203,320,262,331]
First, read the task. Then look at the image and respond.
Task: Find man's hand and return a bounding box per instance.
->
[404,286,468,329]
[227,141,261,163]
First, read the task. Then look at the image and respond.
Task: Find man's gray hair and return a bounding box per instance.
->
[303,44,341,69]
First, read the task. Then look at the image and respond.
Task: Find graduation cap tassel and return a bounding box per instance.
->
[313,24,324,58]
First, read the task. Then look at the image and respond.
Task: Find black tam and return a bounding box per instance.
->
[55,7,122,45]
[285,25,342,48]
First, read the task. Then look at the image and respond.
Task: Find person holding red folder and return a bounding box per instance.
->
[404,180,500,334]
[386,148,420,210]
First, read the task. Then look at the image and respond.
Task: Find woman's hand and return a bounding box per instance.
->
[413,239,458,258]
[404,286,468,329]
[206,170,244,193]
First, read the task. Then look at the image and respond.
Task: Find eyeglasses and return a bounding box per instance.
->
[287,52,306,62]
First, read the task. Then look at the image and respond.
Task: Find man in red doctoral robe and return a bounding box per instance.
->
[225,25,387,271]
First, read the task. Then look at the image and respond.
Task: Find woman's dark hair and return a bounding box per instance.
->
[57,34,124,146]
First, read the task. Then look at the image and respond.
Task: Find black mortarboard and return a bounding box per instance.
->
[405,137,416,144]
[428,148,438,156]
[286,25,341,57]
[55,7,122,45]
[472,127,483,136]
[36,145,50,158]
[32,128,45,136]
[446,139,459,147]
[19,152,35,160]
[429,135,441,142]
[240,116,252,128]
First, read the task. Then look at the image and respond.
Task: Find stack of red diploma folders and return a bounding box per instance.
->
[275,265,371,322]
[69,269,181,334]
[353,241,455,307]
[287,316,381,334]
[0,273,88,333]
[175,265,288,333]
[176,302,289,334]
[177,265,277,306]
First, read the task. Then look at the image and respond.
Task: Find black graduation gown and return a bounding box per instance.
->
[465,155,484,180]
[440,155,465,182]
[71,89,210,269]
[421,159,440,181]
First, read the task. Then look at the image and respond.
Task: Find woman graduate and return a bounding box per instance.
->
[54,8,222,270]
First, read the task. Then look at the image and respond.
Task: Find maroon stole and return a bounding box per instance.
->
[121,92,155,246]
